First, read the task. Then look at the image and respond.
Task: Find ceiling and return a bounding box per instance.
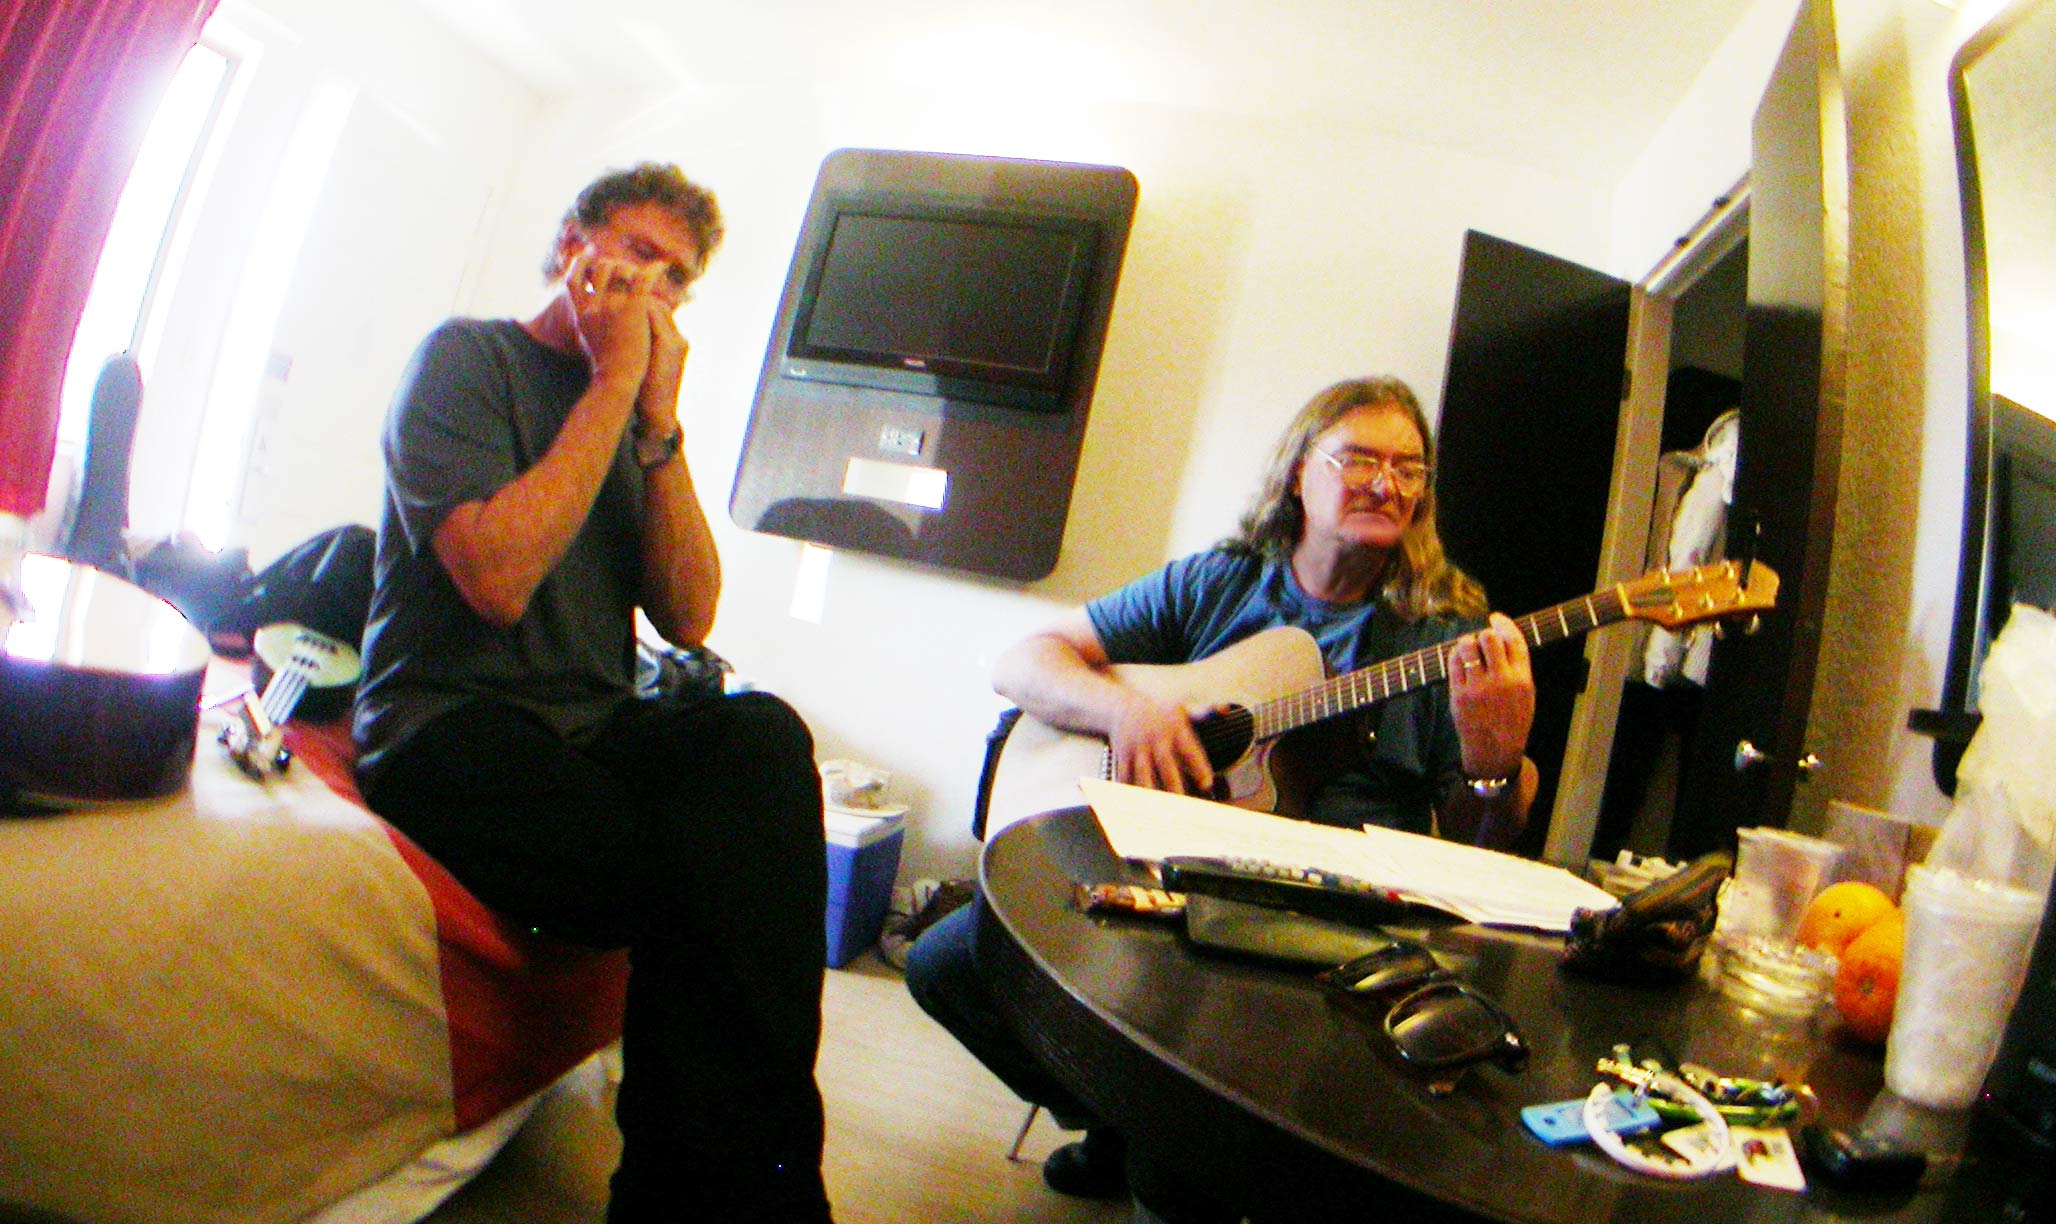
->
[404,0,1758,184]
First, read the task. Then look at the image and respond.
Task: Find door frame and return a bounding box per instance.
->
[1542,179,1751,869]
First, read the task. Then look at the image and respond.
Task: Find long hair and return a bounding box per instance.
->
[1225,377,1486,620]
[541,162,725,282]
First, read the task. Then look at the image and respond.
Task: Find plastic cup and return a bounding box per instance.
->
[1715,827,1847,947]
[1883,865,2044,1109]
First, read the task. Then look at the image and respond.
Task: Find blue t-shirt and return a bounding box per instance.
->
[1085,548,1480,833]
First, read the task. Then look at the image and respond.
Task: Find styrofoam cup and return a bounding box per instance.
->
[1716,827,1846,947]
[1883,865,2044,1109]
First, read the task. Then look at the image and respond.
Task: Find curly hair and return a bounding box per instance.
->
[1224,376,1486,621]
[541,162,725,282]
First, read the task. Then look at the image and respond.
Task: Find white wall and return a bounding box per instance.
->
[1811,0,2003,828]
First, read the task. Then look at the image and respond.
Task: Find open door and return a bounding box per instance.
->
[1669,0,1850,857]
[1442,0,1846,865]
[1436,230,1631,859]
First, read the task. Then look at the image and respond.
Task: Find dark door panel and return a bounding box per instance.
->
[1436,230,1631,858]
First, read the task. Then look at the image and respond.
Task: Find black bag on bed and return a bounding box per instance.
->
[222,525,376,720]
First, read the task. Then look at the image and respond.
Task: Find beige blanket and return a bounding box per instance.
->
[0,695,625,1224]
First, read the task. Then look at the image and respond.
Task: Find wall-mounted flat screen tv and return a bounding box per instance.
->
[783,198,1099,412]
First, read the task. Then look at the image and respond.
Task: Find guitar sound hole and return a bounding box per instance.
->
[1193,704,1255,772]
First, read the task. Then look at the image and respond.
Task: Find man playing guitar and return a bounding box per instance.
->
[908,375,1538,1222]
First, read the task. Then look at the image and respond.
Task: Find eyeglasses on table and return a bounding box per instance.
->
[1317,939,1529,1090]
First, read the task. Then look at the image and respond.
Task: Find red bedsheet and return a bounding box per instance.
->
[287,719,628,1131]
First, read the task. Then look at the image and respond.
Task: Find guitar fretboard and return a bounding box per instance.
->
[1250,587,1632,742]
[259,637,336,727]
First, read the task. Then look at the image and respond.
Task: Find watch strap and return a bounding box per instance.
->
[1465,773,1511,799]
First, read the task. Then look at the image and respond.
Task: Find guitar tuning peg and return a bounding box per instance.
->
[1745,615,1763,636]
[1711,621,1726,640]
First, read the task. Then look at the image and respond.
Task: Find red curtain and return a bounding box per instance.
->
[0,0,220,518]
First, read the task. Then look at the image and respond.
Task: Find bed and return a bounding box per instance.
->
[0,659,629,1224]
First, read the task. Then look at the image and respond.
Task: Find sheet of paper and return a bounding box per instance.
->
[1079,778,1617,931]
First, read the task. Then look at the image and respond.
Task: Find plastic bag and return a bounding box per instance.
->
[1929,604,2056,898]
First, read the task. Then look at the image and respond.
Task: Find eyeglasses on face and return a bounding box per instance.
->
[1309,446,1432,495]
[1318,941,1528,1081]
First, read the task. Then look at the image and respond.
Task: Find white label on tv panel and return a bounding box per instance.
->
[843,458,947,510]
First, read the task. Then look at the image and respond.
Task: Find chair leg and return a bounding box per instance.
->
[1005,1103,1041,1162]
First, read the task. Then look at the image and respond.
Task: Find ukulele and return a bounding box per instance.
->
[219,623,361,779]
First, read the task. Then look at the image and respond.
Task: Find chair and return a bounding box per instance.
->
[969,707,1045,1159]
[62,353,144,579]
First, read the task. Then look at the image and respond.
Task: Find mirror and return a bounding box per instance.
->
[1927,0,2056,791]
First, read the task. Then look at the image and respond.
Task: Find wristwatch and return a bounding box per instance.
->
[1465,772,1511,800]
[634,422,683,470]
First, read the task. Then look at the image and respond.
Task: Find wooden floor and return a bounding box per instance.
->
[424,952,1133,1224]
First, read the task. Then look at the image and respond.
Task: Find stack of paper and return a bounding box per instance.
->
[1079,779,1618,932]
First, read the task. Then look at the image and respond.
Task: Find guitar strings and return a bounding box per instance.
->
[1181,562,1748,770]
[259,642,325,726]
[1250,590,1624,735]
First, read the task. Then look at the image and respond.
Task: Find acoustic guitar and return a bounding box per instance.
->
[1,553,212,807]
[981,560,1780,836]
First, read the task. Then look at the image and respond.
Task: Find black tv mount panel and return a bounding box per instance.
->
[730,149,1137,581]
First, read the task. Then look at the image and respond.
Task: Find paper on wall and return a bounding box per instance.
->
[1080,778,1617,932]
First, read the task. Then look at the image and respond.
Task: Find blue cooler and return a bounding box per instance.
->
[824,806,905,967]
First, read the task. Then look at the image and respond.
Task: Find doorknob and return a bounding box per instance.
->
[1733,741,1825,780]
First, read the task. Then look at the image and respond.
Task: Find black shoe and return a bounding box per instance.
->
[1042,1126,1127,1199]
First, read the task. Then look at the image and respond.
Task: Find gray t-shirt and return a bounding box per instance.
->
[1085,548,1480,833]
[352,318,646,777]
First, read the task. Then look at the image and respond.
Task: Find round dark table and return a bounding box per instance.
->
[977,807,2045,1223]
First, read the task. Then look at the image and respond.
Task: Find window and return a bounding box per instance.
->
[58,42,234,449]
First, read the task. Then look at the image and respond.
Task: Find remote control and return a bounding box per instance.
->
[1159,856,1412,928]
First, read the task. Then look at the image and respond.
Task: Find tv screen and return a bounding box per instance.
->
[784,202,1098,410]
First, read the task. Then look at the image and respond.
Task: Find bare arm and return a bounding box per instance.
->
[993,610,1215,794]
[432,252,650,628]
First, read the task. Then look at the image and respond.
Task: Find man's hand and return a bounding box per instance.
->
[565,251,654,393]
[1447,611,1535,778]
[637,292,688,432]
[1107,692,1215,795]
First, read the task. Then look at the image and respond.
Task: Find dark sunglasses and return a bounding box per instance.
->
[1318,941,1529,1082]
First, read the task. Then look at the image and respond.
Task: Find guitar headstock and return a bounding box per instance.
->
[1619,561,1780,629]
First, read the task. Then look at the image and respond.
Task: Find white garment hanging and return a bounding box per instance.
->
[1644,408,1740,687]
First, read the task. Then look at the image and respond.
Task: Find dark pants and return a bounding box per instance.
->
[359,691,833,1224]
[905,901,1240,1224]
[904,899,1096,1125]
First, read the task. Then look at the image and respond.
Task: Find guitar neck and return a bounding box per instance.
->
[1249,587,1633,742]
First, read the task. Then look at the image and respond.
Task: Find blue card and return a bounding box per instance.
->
[1521,1091,1662,1146]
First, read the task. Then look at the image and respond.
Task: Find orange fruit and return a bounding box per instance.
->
[1832,912,1905,1044]
[1798,881,1898,959]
